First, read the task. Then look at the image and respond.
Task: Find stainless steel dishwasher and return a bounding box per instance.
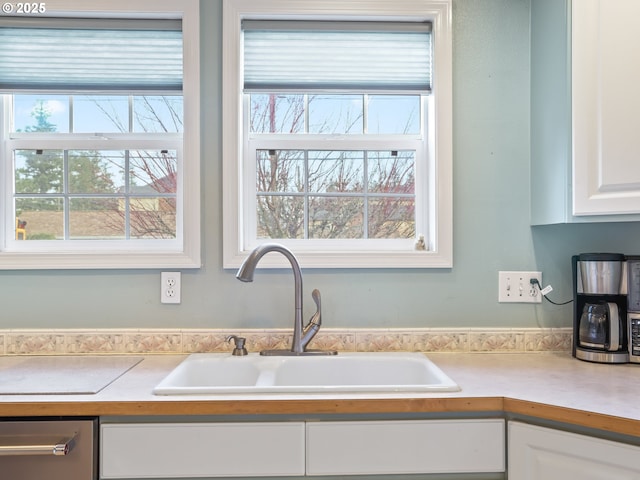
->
[0,418,97,479]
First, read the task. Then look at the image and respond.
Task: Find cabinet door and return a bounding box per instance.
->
[100,422,305,479]
[509,422,640,480]
[573,0,640,215]
[306,419,504,476]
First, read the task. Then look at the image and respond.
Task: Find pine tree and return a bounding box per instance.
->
[15,100,116,213]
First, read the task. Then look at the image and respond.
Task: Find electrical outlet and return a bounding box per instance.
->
[498,271,542,303]
[161,271,181,304]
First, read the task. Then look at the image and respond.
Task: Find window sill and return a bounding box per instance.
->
[224,247,452,270]
[0,251,200,270]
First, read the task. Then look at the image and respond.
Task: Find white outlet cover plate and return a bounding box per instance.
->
[498,271,542,303]
[161,271,181,304]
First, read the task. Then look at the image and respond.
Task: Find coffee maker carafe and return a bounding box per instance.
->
[578,302,622,351]
[572,253,628,363]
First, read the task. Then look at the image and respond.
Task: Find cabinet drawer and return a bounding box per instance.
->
[100,422,305,478]
[305,419,505,476]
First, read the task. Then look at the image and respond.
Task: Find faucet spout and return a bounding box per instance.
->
[236,243,328,355]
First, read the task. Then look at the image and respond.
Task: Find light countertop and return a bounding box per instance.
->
[0,352,638,437]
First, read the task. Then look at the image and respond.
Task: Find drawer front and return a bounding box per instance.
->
[306,419,505,476]
[100,422,305,478]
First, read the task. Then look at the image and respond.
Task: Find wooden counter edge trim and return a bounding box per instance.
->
[2,397,640,438]
[0,397,504,417]
[504,398,640,437]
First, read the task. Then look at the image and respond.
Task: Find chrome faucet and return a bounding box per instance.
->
[236,243,335,356]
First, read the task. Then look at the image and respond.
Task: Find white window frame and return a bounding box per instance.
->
[222,0,452,269]
[0,0,200,270]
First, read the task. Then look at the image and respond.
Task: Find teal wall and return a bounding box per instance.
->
[3,0,640,330]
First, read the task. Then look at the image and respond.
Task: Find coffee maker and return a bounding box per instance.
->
[626,256,640,363]
[572,253,628,363]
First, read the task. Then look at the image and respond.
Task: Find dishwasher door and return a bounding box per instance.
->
[0,418,97,480]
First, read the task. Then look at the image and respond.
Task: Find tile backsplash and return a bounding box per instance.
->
[0,327,572,355]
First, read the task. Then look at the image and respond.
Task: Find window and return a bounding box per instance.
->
[0,0,200,269]
[222,0,452,268]
[11,95,181,242]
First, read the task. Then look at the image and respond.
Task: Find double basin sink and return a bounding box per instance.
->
[153,352,459,395]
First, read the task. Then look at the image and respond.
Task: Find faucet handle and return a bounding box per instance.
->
[309,289,321,327]
[226,335,248,356]
[300,289,322,348]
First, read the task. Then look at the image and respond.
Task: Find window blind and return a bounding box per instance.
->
[0,18,182,93]
[243,20,432,93]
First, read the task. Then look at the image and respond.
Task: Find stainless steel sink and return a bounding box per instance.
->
[153,352,459,395]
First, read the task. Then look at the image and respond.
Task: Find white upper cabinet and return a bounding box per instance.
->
[572,0,640,216]
[531,0,640,224]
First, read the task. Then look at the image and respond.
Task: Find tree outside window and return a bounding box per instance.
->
[13,96,180,240]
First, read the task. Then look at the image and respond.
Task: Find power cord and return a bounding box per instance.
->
[530,278,573,306]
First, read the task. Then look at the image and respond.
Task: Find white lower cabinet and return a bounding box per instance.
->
[306,419,505,476]
[508,421,640,480]
[100,422,306,479]
[101,419,505,478]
